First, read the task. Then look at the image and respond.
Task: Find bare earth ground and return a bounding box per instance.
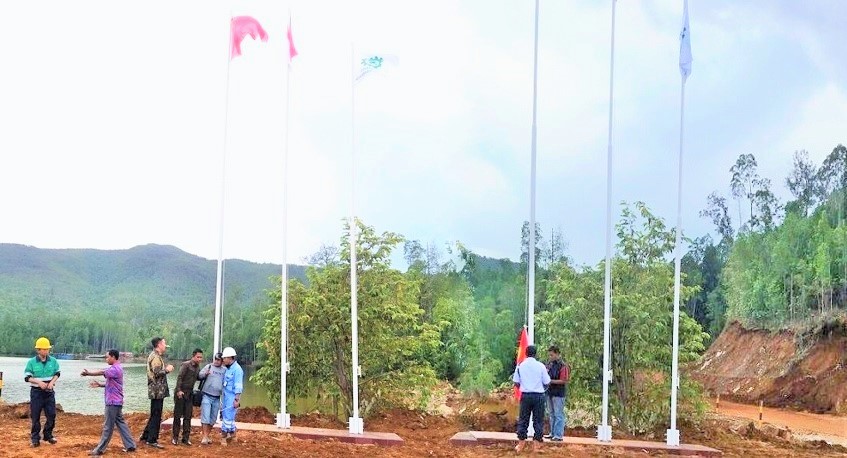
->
[713,399,847,447]
[692,321,847,415]
[2,398,846,457]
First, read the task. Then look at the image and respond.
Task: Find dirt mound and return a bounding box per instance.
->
[0,402,64,420]
[691,320,847,414]
[238,406,275,424]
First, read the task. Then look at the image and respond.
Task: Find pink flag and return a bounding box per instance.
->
[230,16,268,60]
[287,16,298,63]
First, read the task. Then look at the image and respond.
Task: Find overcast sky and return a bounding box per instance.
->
[1,0,845,266]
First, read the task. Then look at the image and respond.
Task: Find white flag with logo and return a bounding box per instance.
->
[679,0,692,80]
[355,53,399,83]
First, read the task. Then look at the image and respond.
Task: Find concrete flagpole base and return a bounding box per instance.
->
[666,428,680,446]
[348,416,364,434]
[597,424,612,442]
[276,413,291,429]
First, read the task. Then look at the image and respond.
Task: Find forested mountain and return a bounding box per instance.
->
[0,243,305,358]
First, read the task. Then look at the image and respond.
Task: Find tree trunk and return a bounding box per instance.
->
[789,274,794,321]
[332,337,353,417]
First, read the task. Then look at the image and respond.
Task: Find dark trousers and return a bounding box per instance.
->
[516,392,545,442]
[140,398,164,444]
[172,396,193,441]
[93,405,136,454]
[30,388,56,443]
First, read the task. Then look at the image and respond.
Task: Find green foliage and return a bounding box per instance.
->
[705,145,847,331]
[537,202,709,434]
[253,221,440,417]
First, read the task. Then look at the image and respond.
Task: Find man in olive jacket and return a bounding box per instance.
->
[139,337,173,449]
[172,348,203,445]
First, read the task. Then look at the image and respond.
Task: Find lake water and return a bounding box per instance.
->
[0,357,274,414]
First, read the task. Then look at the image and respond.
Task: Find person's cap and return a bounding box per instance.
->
[221,347,237,358]
[214,352,223,360]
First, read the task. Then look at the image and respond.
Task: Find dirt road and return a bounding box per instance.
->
[714,400,847,446]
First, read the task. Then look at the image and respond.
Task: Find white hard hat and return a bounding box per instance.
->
[221,347,237,358]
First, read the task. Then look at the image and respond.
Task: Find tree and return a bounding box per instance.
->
[403,240,425,269]
[817,144,847,201]
[730,153,760,230]
[682,236,723,330]
[753,179,781,231]
[538,203,708,434]
[728,154,781,232]
[540,226,568,268]
[617,201,674,266]
[785,150,819,216]
[253,220,440,417]
[306,244,340,267]
[700,192,734,246]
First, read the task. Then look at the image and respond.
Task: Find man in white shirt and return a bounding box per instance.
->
[512,345,550,453]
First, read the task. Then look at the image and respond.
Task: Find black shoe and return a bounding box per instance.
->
[182,440,192,446]
[551,437,563,442]
[543,434,552,439]
[46,438,58,445]
[122,447,137,452]
[31,442,40,448]
[146,442,165,449]
[171,439,178,445]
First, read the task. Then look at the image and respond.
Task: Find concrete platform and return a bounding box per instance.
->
[450,431,722,456]
[162,418,404,446]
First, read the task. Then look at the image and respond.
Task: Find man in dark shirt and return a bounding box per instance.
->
[545,345,570,441]
[172,348,203,445]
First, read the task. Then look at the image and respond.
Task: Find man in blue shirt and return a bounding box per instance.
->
[512,345,550,453]
[220,346,244,445]
[24,337,61,448]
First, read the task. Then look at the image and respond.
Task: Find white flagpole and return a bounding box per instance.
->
[668,0,691,446]
[598,0,617,443]
[527,0,539,347]
[277,12,293,430]
[525,0,539,440]
[348,43,364,435]
[213,13,234,356]
[667,76,686,447]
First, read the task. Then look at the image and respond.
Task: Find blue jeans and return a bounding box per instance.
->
[200,394,221,425]
[547,395,566,439]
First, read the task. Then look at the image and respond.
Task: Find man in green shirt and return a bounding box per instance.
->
[24,337,61,448]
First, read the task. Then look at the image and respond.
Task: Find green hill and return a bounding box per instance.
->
[0,243,306,359]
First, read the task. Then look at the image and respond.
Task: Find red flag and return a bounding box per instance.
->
[513,327,529,401]
[287,15,298,63]
[230,16,269,60]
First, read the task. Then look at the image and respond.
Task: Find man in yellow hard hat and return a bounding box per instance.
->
[24,337,61,448]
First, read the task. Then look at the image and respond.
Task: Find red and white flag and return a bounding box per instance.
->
[287,15,298,63]
[230,16,268,60]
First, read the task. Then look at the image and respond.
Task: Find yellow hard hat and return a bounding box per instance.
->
[35,337,52,350]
